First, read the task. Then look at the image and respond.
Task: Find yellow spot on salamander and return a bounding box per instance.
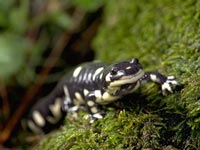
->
[73,66,82,78]
[32,111,45,127]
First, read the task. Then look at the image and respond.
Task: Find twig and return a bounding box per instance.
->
[0,83,10,128]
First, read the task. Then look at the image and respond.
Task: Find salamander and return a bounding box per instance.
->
[25,58,178,133]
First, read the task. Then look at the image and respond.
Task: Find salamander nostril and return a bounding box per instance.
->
[110,67,118,75]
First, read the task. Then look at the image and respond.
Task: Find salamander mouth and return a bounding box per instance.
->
[109,69,144,87]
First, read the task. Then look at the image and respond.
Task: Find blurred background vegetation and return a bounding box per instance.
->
[1,0,200,150]
[0,0,104,148]
[0,0,102,85]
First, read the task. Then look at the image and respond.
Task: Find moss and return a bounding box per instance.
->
[40,0,200,149]
[40,110,164,150]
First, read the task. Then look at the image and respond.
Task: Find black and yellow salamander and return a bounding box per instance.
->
[25,58,178,133]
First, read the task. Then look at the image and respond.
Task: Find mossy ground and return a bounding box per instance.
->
[40,0,200,149]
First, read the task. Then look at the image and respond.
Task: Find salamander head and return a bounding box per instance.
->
[104,58,144,95]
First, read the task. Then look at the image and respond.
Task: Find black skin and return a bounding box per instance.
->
[25,58,177,133]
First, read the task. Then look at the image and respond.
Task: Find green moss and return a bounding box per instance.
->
[40,0,200,149]
[40,110,164,149]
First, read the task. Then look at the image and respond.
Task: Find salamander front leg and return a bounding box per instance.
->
[140,72,178,95]
[85,92,104,123]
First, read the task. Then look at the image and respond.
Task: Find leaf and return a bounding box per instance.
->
[9,0,29,33]
[0,34,27,80]
[0,0,14,28]
[49,10,73,30]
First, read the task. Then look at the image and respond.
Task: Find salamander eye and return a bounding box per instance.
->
[110,67,118,75]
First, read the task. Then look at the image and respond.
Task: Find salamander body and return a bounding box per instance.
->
[26,58,178,133]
